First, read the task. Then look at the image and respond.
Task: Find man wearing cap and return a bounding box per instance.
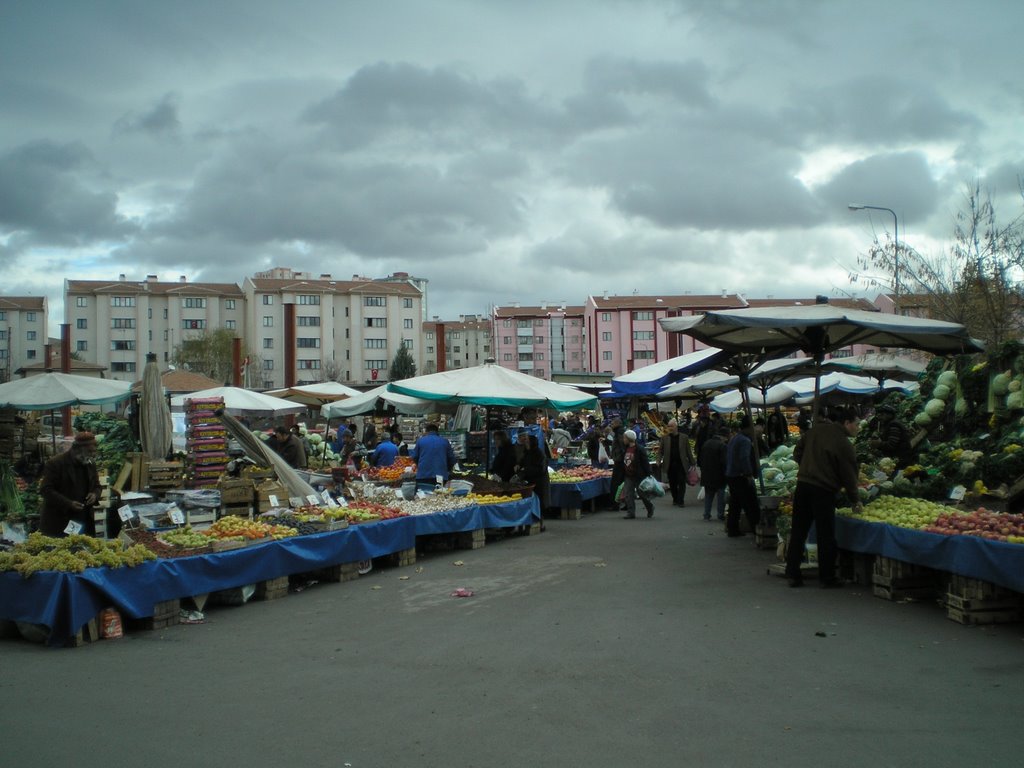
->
[621,429,656,519]
[869,404,915,468]
[39,431,103,537]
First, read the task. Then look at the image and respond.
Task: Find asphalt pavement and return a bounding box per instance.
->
[3,493,1022,768]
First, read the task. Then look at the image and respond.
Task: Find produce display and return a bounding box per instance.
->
[549,467,612,483]
[924,507,1024,544]
[203,515,298,541]
[838,497,950,529]
[759,444,800,497]
[122,527,214,557]
[0,533,156,577]
[364,457,416,483]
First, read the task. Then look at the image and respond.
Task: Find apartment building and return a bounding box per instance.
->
[0,296,48,382]
[491,304,587,378]
[64,275,245,382]
[422,315,492,374]
[242,270,425,388]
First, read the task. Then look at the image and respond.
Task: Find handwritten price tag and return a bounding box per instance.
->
[288,497,303,508]
[118,505,135,522]
[64,520,83,535]
[168,506,186,525]
[336,496,348,508]
[949,485,967,501]
[268,494,280,508]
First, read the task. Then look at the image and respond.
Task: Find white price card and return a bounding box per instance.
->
[416,490,427,500]
[118,504,135,522]
[322,492,338,508]
[306,494,321,507]
[395,488,404,499]
[336,496,348,507]
[168,505,186,525]
[436,475,443,485]
[289,497,303,508]
[64,520,83,535]
[949,485,967,501]
[268,494,280,508]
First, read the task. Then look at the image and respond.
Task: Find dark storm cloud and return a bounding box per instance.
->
[784,76,979,145]
[0,140,135,245]
[113,93,182,138]
[816,152,939,225]
[583,56,715,108]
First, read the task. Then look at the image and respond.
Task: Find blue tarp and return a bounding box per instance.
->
[0,496,540,646]
[607,348,731,397]
[549,477,612,510]
[836,517,1024,593]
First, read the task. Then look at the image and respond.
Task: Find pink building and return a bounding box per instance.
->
[491,304,587,378]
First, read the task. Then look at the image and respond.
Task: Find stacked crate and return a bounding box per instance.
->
[185,397,228,489]
[872,556,938,601]
[0,409,17,462]
[945,574,1023,625]
[148,460,185,492]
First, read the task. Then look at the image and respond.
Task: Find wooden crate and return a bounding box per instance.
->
[310,562,361,583]
[218,504,253,521]
[127,599,181,632]
[947,574,1017,601]
[754,523,778,550]
[375,547,417,568]
[455,528,486,550]
[148,460,185,490]
[559,507,582,520]
[872,580,936,602]
[254,576,289,601]
[218,478,255,505]
[839,551,875,586]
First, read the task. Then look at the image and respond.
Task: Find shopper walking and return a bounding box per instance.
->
[724,416,760,537]
[785,406,863,588]
[620,429,655,519]
[698,426,729,522]
[659,419,695,507]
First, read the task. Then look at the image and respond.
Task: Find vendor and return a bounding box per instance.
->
[39,431,102,537]
[869,404,916,468]
[370,432,401,467]
[412,422,456,489]
[271,425,307,469]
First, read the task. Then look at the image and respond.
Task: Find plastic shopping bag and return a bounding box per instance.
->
[686,465,700,486]
[639,475,665,497]
[614,483,626,503]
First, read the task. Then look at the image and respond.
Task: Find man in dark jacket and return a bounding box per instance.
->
[271,425,306,469]
[785,406,862,588]
[724,416,761,537]
[698,427,729,521]
[869,404,916,468]
[39,431,102,537]
[659,419,696,508]
[620,429,655,519]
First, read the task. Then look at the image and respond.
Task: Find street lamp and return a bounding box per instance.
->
[849,203,899,311]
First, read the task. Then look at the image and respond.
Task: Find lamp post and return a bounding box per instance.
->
[849,203,899,311]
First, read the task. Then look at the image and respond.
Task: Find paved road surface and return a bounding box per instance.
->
[3,494,1022,767]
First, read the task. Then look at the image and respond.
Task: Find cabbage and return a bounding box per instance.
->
[932,384,951,401]
[937,371,957,389]
[1010,379,1023,394]
[993,372,1012,396]
[1008,391,1024,410]
[924,399,946,417]
[769,445,793,460]
[914,412,933,427]
[781,459,800,473]
[308,434,324,445]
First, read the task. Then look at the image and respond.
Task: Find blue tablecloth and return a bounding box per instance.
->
[548,477,612,510]
[0,497,540,646]
[836,517,1024,593]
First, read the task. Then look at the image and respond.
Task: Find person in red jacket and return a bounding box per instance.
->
[621,429,655,519]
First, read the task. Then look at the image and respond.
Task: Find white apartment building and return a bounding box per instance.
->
[243,271,425,388]
[0,296,48,382]
[64,275,245,382]
[422,315,491,374]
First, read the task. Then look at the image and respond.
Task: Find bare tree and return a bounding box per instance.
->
[850,180,1024,346]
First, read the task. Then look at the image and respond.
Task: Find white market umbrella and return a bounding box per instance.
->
[0,372,131,410]
[266,381,363,406]
[170,386,305,417]
[320,384,437,418]
[387,361,598,410]
[608,347,731,397]
[823,352,928,384]
[709,383,798,414]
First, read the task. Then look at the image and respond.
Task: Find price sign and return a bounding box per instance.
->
[64,520,83,535]
[322,491,338,508]
[268,494,280,508]
[168,505,186,525]
[394,489,404,500]
[416,490,427,500]
[288,497,303,508]
[336,496,348,508]
[435,475,443,485]
[118,504,135,522]
[949,485,967,501]
[306,494,321,507]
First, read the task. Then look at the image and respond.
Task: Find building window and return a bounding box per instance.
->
[403,298,413,308]
[112,318,136,329]
[502,336,511,345]
[297,338,321,348]
[226,299,236,310]
[602,351,613,360]
[503,319,512,328]
[632,311,654,321]
[297,294,321,305]
[182,319,206,330]
[110,362,137,373]
[519,353,533,362]
[111,340,136,351]
[634,350,655,360]
[601,332,612,341]
[537,352,544,360]
[426,332,434,340]
[263,360,274,370]
[149,330,152,341]
[76,297,88,307]
[148,308,152,319]
[364,296,386,307]
[225,320,236,330]
[503,353,512,361]
[366,317,387,328]
[403,319,413,329]
[263,316,273,327]
[26,312,37,322]
[364,360,388,370]
[571,352,579,359]
[262,380,274,389]
[111,297,136,307]
[183,298,207,308]
[632,330,655,340]
[365,339,387,349]
[262,295,273,305]
[402,339,414,350]
[453,345,461,353]
[26,350,36,359]
[163,330,168,341]
[298,316,321,327]
[517,320,530,328]
[601,312,611,322]
[76,341,88,352]
[0,331,5,340]
[263,338,273,349]
[534,336,544,344]
[297,360,321,370]
[76,319,87,329]
[0,312,5,321]
[534,319,543,327]
[163,308,168,319]
[452,332,461,339]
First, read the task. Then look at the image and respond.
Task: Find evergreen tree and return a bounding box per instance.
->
[389,344,417,381]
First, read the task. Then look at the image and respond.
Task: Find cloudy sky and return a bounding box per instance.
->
[2,0,1022,327]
